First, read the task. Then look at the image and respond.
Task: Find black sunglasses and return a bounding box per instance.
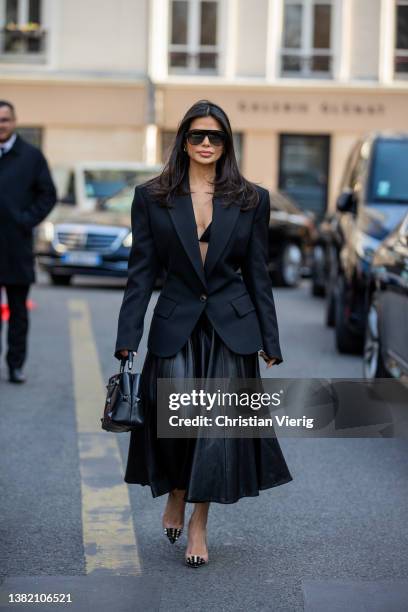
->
[186,129,226,147]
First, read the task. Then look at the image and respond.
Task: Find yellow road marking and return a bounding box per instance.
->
[68,299,141,576]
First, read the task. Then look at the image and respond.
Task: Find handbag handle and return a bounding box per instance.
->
[119,351,135,373]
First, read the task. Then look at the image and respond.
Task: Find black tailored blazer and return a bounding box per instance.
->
[114,174,283,364]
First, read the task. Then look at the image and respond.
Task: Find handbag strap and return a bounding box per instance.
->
[119,351,134,373]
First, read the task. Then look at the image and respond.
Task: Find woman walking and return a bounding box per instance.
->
[114,99,293,568]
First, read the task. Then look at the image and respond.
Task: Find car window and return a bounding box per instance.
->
[370,140,408,203]
[64,172,75,202]
[100,184,135,213]
[84,170,138,199]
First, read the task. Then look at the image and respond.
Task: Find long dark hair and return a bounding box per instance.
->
[144,99,260,211]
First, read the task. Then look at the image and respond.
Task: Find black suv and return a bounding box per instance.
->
[325,132,408,354]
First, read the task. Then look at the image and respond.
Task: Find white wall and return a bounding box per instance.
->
[235,0,268,77]
[45,127,145,164]
[57,0,148,73]
[349,0,381,80]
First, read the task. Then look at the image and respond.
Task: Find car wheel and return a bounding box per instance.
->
[276,243,302,287]
[311,245,326,297]
[50,273,72,286]
[334,276,364,354]
[363,296,389,379]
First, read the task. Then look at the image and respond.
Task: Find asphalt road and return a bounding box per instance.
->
[1,273,407,611]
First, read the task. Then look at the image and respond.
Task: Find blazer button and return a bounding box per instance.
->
[200,294,207,302]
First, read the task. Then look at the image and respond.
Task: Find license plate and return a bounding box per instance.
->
[61,251,102,266]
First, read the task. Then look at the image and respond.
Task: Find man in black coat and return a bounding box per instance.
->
[0,100,57,383]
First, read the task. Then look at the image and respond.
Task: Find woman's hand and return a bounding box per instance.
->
[119,350,137,359]
[259,351,279,368]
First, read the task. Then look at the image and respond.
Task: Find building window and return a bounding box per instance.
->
[168,0,220,74]
[0,0,47,62]
[16,126,43,149]
[395,1,408,77]
[280,0,334,78]
[161,130,243,170]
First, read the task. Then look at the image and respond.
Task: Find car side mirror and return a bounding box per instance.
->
[336,189,355,213]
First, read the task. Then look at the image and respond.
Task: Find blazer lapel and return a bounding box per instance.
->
[167,174,241,288]
[168,179,208,289]
[204,193,240,279]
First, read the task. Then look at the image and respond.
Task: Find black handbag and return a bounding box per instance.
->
[101,352,144,432]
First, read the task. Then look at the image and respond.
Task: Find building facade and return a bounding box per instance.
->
[1,0,408,216]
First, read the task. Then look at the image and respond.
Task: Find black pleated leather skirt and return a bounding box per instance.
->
[124,311,293,503]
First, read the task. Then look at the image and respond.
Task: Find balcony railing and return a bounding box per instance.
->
[0,25,47,64]
[168,47,219,75]
[395,51,408,78]
[280,52,333,79]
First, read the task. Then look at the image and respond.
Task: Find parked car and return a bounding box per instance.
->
[363,211,408,381]
[324,132,408,354]
[52,161,163,211]
[267,191,317,287]
[310,212,337,297]
[35,177,163,286]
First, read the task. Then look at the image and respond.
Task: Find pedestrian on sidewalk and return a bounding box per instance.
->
[0,100,57,383]
[114,99,293,568]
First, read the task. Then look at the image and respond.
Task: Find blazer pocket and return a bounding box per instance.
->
[230,293,256,317]
[154,294,178,318]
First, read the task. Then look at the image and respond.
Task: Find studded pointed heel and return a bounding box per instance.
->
[185,528,209,568]
[185,554,208,568]
[163,527,183,544]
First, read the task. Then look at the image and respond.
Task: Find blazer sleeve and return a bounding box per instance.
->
[114,185,160,359]
[241,189,283,365]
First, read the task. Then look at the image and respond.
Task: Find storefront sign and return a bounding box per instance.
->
[237,100,386,116]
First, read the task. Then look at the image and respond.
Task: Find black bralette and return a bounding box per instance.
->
[198,221,212,243]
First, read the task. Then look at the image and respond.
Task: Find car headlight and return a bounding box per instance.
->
[37,221,55,243]
[122,232,132,247]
